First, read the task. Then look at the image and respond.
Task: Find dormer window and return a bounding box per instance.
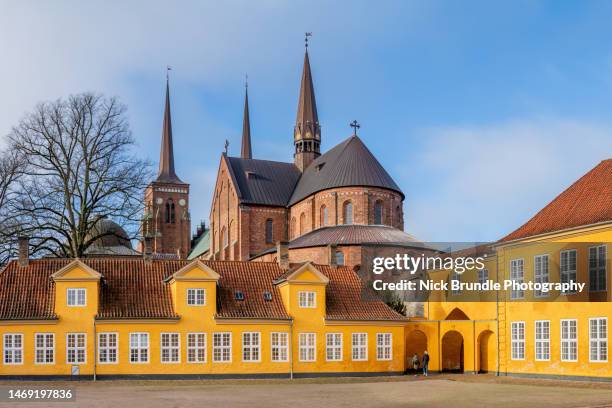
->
[235,291,245,301]
[67,288,86,307]
[263,291,272,301]
[298,291,316,308]
[187,288,206,306]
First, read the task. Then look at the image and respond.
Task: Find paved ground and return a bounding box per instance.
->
[1,374,612,408]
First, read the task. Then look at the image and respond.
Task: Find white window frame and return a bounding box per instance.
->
[298,291,316,308]
[67,288,86,307]
[160,332,180,363]
[376,333,392,361]
[66,333,86,364]
[298,333,316,362]
[589,317,607,363]
[98,332,118,364]
[510,322,525,360]
[129,332,149,364]
[589,245,607,292]
[352,333,368,361]
[34,333,54,365]
[534,254,549,298]
[326,333,343,362]
[477,269,488,285]
[271,332,289,362]
[187,333,206,363]
[510,259,524,299]
[534,320,550,361]
[3,334,23,365]
[561,319,578,362]
[242,332,261,362]
[560,250,577,295]
[187,288,206,306]
[213,332,232,363]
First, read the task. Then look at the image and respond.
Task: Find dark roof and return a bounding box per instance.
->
[225,156,301,206]
[0,258,404,322]
[289,135,404,205]
[288,225,420,249]
[295,50,319,136]
[241,88,252,159]
[500,159,612,242]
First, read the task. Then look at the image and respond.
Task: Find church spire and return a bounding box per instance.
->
[156,70,183,183]
[240,79,252,159]
[294,33,321,172]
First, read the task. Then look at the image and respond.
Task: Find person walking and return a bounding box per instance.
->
[411,353,420,376]
[422,351,430,377]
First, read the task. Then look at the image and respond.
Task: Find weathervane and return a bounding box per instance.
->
[350,120,360,136]
[305,32,312,48]
[166,65,172,81]
[224,139,229,154]
[245,73,248,89]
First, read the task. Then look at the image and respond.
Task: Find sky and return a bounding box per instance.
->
[1,0,612,242]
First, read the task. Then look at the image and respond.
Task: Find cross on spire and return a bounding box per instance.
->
[305,32,312,49]
[224,139,229,155]
[350,120,360,136]
[166,65,172,81]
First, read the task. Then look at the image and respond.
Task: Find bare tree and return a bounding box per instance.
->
[8,93,151,258]
[0,148,25,265]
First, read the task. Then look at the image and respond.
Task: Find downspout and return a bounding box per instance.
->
[495,252,500,377]
[289,319,294,380]
[93,318,97,381]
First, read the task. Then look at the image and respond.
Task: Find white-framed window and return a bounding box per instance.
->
[242,332,260,362]
[67,288,86,306]
[66,333,86,364]
[534,255,549,297]
[589,318,607,362]
[3,334,23,365]
[326,333,342,361]
[298,291,316,308]
[129,332,149,363]
[187,288,206,306]
[271,332,288,362]
[299,333,316,362]
[187,333,206,363]
[213,332,231,362]
[535,320,550,361]
[161,333,180,363]
[352,333,368,361]
[450,271,461,295]
[589,245,607,292]
[561,319,578,362]
[510,259,524,299]
[560,250,577,294]
[511,322,525,360]
[98,333,118,364]
[376,333,392,360]
[35,333,54,364]
[477,269,488,285]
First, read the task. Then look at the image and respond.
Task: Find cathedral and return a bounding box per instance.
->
[143,44,420,266]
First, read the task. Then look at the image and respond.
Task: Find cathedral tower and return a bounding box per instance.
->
[293,43,321,172]
[142,75,191,258]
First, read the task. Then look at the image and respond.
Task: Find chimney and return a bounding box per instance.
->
[276,241,289,270]
[327,244,337,267]
[143,235,153,262]
[17,236,29,267]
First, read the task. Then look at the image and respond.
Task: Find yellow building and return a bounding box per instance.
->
[0,255,406,379]
[409,159,611,380]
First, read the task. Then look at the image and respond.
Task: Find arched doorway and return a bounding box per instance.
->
[477,330,495,373]
[406,330,428,372]
[441,330,464,373]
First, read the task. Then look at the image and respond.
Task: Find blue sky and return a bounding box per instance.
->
[1,1,612,241]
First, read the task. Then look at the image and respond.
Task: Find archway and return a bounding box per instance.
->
[477,330,495,373]
[406,330,428,372]
[445,308,470,320]
[441,330,464,373]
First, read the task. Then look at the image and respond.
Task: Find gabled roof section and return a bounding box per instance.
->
[289,135,404,205]
[500,159,612,242]
[273,262,330,285]
[167,260,220,282]
[51,259,102,281]
[225,156,301,206]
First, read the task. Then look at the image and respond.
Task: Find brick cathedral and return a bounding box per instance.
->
[143,44,420,266]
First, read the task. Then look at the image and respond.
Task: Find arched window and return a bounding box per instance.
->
[299,213,306,235]
[320,205,328,227]
[343,201,353,225]
[290,217,296,239]
[221,227,228,248]
[165,199,176,224]
[265,219,273,244]
[336,251,345,266]
[374,200,383,225]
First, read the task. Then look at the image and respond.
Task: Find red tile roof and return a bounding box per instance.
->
[0,258,404,322]
[500,159,612,242]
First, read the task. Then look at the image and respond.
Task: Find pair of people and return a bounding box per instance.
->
[411,351,429,376]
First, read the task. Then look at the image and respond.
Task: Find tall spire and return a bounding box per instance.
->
[240,78,252,159]
[294,33,321,172]
[156,70,183,183]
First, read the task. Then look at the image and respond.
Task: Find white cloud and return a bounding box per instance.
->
[401,118,612,242]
